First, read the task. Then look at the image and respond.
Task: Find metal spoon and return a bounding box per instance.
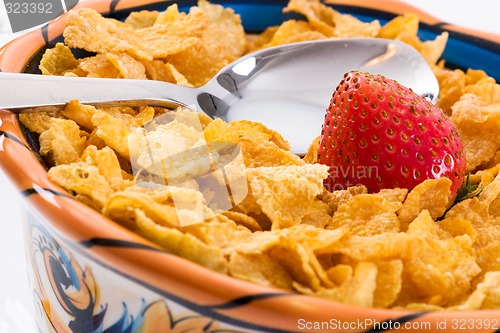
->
[0,38,439,155]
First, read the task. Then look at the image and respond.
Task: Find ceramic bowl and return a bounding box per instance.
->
[0,1,499,332]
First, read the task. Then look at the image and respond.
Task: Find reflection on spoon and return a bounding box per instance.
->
[363,43,399,68]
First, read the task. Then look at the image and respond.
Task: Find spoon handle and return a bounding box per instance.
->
[0,72,197,112]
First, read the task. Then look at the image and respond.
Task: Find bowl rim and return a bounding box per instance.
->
[1,0,499,331]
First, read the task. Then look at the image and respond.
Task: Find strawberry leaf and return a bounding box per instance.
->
[438,174,483,220]
[454,174,483,204]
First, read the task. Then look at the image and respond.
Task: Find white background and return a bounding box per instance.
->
[0,1,499,332]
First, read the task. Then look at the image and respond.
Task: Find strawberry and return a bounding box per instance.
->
[317,71,466,198]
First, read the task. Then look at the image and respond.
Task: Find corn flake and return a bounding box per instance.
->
[62,99,97,131]
[48,162,113,209]
[246,164,328,229]
[166,38,228,87]
[92,109,133,158]
[140,59,193,86]
[246,26,278,52]
[262,20,317,48]
[397,178,452,230]
[268,239,322,290]
[191,0,246,61]
[396,31,448,65]
[135,209,227,273]
[64,9,147,58]
[321,185,367,212]
[303,136,320,164]
[19,112,56,134]
[238,137,303,168]
[302,262,378,307]
[81,145,131,191]
[39,118,87,165]
[106,52,147,79]
[283,0,336,37]
[284,0,380,38]
[135,6,207,59]
[373,260,403,308]
[229,252,293,290]
[78,54,120,78]
[377,13,419,39]
[451,94,500,171]
[124,10,159,29]
[222,210,262,232]
[39,42,79,75]
[403,211,480,305]
[328,194,401,236]
[181,215,252,247]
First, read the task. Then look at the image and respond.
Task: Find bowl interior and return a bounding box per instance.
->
[17,0,500,175]
[21,0,500,81]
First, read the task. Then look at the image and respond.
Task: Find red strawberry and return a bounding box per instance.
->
[317,71,466,198]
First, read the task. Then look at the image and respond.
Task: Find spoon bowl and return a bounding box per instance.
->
[0,38,439,155]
